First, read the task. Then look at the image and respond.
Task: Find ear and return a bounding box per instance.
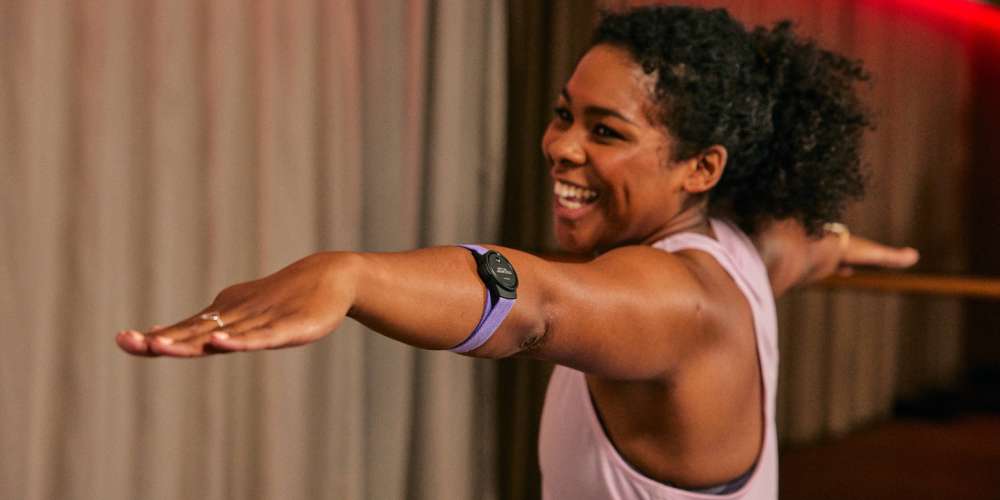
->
[682,145,727,193]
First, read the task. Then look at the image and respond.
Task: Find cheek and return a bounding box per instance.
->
[597,159,673,217]
[540,124,557,158]
[591,159,638,211]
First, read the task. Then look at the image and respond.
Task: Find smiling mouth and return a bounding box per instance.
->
[553,179,600,209]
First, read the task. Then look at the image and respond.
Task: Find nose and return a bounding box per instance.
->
[544,127,586,170]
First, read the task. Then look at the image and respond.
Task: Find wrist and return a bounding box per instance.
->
[823,222,850,257]
[322,251,365,319]
[806,224,850,282]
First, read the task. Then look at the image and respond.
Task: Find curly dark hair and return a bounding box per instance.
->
[593,6,871,235]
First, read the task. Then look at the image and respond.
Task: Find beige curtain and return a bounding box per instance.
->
[603,0,971,444]
[0,1,506,499]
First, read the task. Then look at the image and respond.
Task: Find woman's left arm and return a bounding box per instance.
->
[754,219,920,298]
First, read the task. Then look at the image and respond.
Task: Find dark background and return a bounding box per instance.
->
[497,1,1000,499]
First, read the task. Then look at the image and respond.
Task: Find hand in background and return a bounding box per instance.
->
[115,252,357,357]
[757,219,920,297]
[837,234,920,276]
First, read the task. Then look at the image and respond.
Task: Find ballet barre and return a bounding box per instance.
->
[817,272,1000,300]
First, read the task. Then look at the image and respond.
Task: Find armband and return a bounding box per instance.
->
[450,245,518,353]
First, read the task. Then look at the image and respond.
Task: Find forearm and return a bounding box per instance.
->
[344,246,549,358]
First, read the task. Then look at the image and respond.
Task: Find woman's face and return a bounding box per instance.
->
[543,44,700,254]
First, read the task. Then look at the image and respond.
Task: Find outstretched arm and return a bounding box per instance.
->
[116,223,918,378]
[116,244,712,381]
[754,219,919,297]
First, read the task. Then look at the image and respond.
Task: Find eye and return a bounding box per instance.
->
[592,124,623,140]
[553,106,573,123]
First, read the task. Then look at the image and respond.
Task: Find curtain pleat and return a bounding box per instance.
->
[2,1,506,499]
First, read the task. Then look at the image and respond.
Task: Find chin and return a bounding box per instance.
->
[554,226,598,256]
[557,240,591,255]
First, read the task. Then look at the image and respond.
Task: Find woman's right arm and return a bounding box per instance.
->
[117,244,716,382]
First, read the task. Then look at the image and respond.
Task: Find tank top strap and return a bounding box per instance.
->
[653,229,739,275]
[652,218,779,382]
[652,218,771,309]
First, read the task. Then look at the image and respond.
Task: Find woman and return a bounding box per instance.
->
[117,6,918,499]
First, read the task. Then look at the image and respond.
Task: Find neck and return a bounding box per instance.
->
[640,200,713,246]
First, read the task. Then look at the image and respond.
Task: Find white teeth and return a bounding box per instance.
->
[557,197,583,209]
[553,180,598,205]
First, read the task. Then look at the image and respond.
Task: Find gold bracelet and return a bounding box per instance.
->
[823,222,851,254]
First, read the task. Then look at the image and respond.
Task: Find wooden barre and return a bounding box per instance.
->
[816,272,1000,300]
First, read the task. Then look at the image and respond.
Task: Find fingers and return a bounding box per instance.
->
[209,315,324,352]
[113,259,344,357]
[116,329,155,356]
[878,247,919,268]
[844,236,920,270]
[137,320,214,357]
[115,305,253,357]
[116,309,311,357]
[146,308,265,357]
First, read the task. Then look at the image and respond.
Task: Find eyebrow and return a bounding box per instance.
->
[561,88,635,125]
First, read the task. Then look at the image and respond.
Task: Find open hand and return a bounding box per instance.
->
[115,252,357,357]
[834,234,919,277]
[756,219,921,296]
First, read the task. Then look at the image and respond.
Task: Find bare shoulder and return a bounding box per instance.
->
[599,244,752,339]
[589,245,706,295]
[525,244,740,381]
[613,244,757,376]
[592,245,718,334]
[668,246,757,349]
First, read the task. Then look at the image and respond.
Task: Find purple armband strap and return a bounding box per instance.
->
[450,244,518,353]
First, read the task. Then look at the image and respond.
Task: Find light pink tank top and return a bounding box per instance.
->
[538,218,779,500]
